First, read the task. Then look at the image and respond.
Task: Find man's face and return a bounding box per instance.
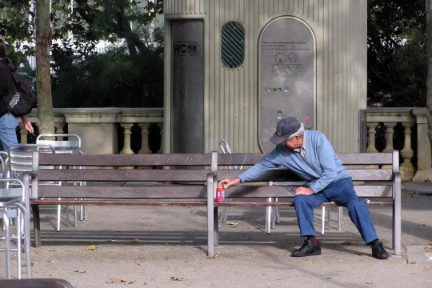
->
[281,136,303,149]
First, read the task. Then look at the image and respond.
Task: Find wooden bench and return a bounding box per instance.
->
[209,152,402,256]
[25,151,401,257]
[26,152,218,254]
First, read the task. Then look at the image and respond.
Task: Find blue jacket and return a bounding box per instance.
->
[238,130,351,193]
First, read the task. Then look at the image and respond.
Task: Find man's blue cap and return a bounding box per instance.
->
[270,117,301,145]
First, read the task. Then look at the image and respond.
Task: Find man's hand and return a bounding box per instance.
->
[21,116,34,134]
[295,186,314,196]
[219,178,241,189]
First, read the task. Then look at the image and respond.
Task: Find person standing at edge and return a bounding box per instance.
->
[219,117,389,259]
[0,39,34,151]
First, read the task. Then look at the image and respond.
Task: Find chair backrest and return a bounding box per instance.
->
[0,151,8,178]
[8,144,55,176]
[0,178,25,202]
[36,134,82,154]
[219,139,242,170]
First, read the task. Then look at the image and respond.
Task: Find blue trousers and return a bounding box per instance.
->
[293,177,378,244]
[0,113,18,151]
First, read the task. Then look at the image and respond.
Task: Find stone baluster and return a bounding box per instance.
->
[119,123,134,169]
[380,122,397,170]
[400,122,415,181]
[138,123,151,154]
[412,108,432,182]
[55,123,65,140]
[366,122,379,169]
[18,123,28,144]
[382,122,397,153]
[119,124,134,155]
[366,122,378,153]
[158,123,164,154]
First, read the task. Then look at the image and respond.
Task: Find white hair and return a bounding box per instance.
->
[287,123,305,141]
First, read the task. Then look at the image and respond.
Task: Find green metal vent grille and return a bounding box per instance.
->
[221,22,245,68]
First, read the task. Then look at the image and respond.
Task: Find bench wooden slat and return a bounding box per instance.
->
[39,153,212,166]
[37,169,210,182]
[38,185,207,199]
[215,201,393,207]
[218,169,393,181]
[224,185,392,198]
[31,200,207,206]
[218,153,393,166]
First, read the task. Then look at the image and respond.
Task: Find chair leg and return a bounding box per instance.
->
[266,198,272,234]
[16,210,22,279]
[3,211,12,279]
[15,202,32,278]
[321,206,325,235]
[338,206,343,230]
[275,198,281,224]
[326,206,331,230]
[74,206,78,227]
[57,202,61,232]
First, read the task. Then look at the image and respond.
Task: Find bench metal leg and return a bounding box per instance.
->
[214,206,219,247]
[393,170,402,256]
[31,204,41,247]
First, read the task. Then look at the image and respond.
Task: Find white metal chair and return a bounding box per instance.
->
[0,178,32,279]
[36,134,87,231]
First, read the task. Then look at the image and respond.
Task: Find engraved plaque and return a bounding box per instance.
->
[259,17,316,153]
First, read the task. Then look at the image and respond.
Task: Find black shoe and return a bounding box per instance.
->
[292,240,321,257]
[372,242,389,259]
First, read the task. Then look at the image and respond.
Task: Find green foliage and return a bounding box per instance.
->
[369,29,427,107]
[368,0,426,107]
[1,0,164,108]
[51,41,164,108]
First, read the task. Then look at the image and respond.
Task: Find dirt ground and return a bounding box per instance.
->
[1,192,432,288]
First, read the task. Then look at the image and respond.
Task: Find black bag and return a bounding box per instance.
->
[6,72,37,117]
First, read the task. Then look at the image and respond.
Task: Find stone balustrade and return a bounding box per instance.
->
[19,108,163,155]
[16,107,432,182]
[366,107,432,182]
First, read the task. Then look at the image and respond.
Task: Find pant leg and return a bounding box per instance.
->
[0,114,18,151]
[323,178,378,244]
[293,192,328,237]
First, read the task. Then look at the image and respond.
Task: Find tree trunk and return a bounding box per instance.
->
[35,0,54,134]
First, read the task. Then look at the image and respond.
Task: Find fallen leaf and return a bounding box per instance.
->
[419,224,427,227]
[106,239,116,243]
[170,277,185,281]
[74,270,87,273]
[338,260,343,262]
[341,240,356,245]
[121,280,135,285]
[207,255,215,259]
[133,239,140,243]
[133,260,142,265]
[407,190,416,196]
[85,245,97,251]
[225,221,238,226]
[106,279,122,284]
[425,178,431,182]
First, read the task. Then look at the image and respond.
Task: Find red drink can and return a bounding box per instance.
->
[216,187,225,202]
